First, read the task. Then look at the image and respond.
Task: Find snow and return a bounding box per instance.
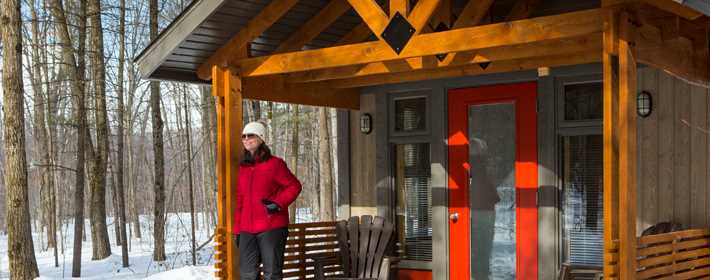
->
[1,213,217,279]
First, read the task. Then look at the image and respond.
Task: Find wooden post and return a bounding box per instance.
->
[213,66,242,280]
[603,9,620,279]
[617,11,638,280]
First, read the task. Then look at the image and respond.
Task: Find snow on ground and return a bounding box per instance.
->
[0,213,217,279]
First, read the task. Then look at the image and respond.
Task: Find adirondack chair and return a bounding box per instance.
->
[313,215,398,280]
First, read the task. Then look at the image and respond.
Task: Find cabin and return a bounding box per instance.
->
[136,0,710,279]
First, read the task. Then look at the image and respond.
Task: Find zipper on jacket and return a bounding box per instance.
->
[248,165,255,232]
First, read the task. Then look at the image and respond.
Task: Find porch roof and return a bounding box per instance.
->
[135,0,710,109]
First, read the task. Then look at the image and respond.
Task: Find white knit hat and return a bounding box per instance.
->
[242,121,266,141]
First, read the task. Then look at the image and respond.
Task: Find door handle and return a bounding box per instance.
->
[450,212,459,223]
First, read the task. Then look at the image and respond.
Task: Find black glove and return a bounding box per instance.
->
[262,199,281,214]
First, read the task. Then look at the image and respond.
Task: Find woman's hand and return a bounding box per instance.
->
[261,199,281,214]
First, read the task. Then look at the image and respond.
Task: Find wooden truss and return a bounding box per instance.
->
[206,0,710,279]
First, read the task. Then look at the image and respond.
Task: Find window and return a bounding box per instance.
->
[390,94,432,263]
[561,135,603,266]
[563,82,603,121]
[394,143,432,261]
[558,80,604,267]
[394,97,427,133]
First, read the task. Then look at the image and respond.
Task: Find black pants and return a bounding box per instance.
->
[236,227,289,280]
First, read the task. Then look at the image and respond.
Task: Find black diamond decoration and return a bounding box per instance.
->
[381,11,416,54]
[479,62,491,70]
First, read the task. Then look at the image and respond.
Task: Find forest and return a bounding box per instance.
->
[0,0,340,278]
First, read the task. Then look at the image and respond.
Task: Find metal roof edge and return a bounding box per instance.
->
[134,0,228,80]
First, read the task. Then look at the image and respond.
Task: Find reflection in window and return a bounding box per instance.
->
[395,97,426,132]
[394,143,432,261]
[561,135,603,266]
[564,82,603,121]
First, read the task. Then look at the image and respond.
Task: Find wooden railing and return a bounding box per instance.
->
[636,228,710,279]
[605,239,619,279]
[283,221,342,279]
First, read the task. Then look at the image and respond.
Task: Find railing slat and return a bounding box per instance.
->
[636,228,710,279]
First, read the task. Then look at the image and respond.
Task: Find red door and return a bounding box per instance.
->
[448,82,538,280]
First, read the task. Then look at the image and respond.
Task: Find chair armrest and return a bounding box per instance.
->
[377,256,399,280]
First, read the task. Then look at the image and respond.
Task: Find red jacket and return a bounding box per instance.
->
[233,156,302,234]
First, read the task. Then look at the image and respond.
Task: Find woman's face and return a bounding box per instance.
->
[242,133,263,153]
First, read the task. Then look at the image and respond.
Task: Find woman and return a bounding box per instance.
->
[234,121,302,280]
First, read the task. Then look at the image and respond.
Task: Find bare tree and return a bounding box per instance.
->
[115,0,130,267]
[289,105,300,222]
[183,88,197,265]
[49,0,89,275]
[2,0,41,278]
[318,108,334,221]
[86,0,112,260]
[149,0,167,261]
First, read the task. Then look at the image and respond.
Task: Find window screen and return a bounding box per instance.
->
[561,135,603,266]
[394,143,432,261]
[394,97,426,132]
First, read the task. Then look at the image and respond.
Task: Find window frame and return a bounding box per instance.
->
[389,91,432,138]
[556,74,603,129]
[555,74,605,269]
[387,89,434,269]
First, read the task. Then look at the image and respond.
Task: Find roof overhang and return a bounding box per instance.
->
[134,0,227,84]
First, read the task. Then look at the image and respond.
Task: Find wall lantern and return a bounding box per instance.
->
[637,91,653,118]
[360,113,372,134]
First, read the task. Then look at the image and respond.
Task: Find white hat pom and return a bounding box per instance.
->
[242,121,266,141]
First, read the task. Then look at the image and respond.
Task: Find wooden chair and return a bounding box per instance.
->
[558,263,603,280]
[314,215,398,280]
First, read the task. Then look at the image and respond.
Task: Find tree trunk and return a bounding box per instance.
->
[49,0,88,275]
[150,0,167,261]
[289,105,300,223]
[28,0,57,254]
[2,0,41,277]
[318,108,334,221]
[183,88,197,266]
[252,100,261,121]
[87,0,111,260]
[200,85,217,230]
[116,0,130,266]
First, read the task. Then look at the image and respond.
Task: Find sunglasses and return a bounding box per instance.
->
[241,134,258,140]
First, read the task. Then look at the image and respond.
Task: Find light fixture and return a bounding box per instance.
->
[360,113,372,134]
[637,91,652,118]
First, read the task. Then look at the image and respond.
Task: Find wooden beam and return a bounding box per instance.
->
[389,0,410,17]
[212,65,241,280]
[274,0,351,53]
[334,22,373,46]
[287,35,601,82]
[327,51,600,88]
[429,0,452,27]
[233,8,604,77]
[635,18,710,86]
[643,0,704,20]
[506,0,543,21]
[440,0,495,68]
[242,75,360,110]
[407,0,442,35]
[602,10,620,279]
[452,0,494,29]
[617,11,638,280]
[196,0,298,80]
[347,0,389,38]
